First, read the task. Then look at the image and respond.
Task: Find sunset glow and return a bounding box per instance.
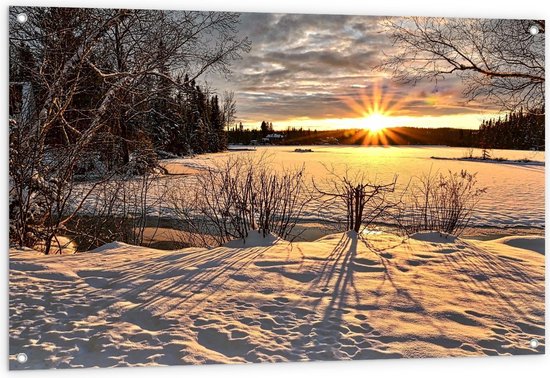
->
[208,14,507,130]
[341,81,406,132]
[362,113,389,132]
[255,113,502,131]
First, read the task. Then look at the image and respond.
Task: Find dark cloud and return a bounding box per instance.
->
[205,12,497,128]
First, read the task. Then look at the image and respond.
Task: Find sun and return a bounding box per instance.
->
[338,81,413,145]
[363,112,390,133]
[341,81,409,137]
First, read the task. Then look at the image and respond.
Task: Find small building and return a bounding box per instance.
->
[9,81,37,125]
[265,133,285,144]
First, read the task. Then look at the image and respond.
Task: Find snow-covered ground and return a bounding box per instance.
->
[159,146,545,229]
[9,230,544,369]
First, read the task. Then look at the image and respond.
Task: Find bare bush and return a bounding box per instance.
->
[171,156,309,246]
[394,170,486,236]
[65,171,168,251]
[463,148,474,159]
[314,167,398,233]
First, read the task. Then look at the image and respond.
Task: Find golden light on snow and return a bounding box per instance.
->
[9,229,546,367]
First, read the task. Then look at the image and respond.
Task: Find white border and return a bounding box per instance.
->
[2,1,548,377]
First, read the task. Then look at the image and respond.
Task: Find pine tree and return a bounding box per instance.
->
[210,95,226,151]
[260,121,269,137]
[189,85,209,153]
[478,109,544,150]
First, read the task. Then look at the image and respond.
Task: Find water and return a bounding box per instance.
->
[166,145,545,230]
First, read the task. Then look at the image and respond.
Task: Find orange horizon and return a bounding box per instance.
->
[237,81,503,131]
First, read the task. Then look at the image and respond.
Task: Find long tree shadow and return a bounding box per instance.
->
[82,242,283,327]
[439,240,545,355]
[11,240,297,367]
[443,240,544,320]
[291,232,360,359]
[298,232,448,360]
[321,233,358,323]
[361,237,427,311]
[300,232,405,359]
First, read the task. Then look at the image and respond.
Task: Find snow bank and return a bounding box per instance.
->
[223,230,280,248]
[410,231,457,244]
[491,235,545,255]
[91,241,132,253]
[9,231,545,369]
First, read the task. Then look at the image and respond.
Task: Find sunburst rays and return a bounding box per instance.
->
[341,81,410,145]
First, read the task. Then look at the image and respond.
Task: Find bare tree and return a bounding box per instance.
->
[9,123,115,253]
[8,7,250,250]
[380,17,545,112]
[221,91,237,130]
[314,167,398,233]
[10,117,167,254]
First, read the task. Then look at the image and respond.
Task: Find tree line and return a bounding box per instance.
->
[229,125,477,148]
[228,117,543,150]
[479,109,545,151]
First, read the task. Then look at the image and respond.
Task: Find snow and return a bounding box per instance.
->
[223,230,280,248]
[491,235,545,255]
[410,231,457,244]
[91,241,132,253]
[431,156,545,167]
[9,230,544,369]
[160,146,545,229]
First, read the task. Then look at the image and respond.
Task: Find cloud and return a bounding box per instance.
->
[205,12,499,128]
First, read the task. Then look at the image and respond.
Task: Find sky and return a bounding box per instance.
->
[206,13,503,131]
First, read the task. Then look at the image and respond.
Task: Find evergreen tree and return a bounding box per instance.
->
[210,95,226,151]
[477,109,544,150]
[260,120,269,137]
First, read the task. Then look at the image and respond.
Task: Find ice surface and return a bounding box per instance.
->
[161,146,545,229]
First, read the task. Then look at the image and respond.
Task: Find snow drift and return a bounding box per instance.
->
[9,231,545,369]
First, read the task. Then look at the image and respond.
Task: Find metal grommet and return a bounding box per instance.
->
[16,352,28,364]
[529,25,539,35]
[16,13,28,24]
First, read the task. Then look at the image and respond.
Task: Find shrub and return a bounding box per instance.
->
[313,166,398,233]
[171,155,309,246]
[395,170,486,236]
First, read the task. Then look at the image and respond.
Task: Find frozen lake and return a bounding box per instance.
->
[164,145,545,230]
